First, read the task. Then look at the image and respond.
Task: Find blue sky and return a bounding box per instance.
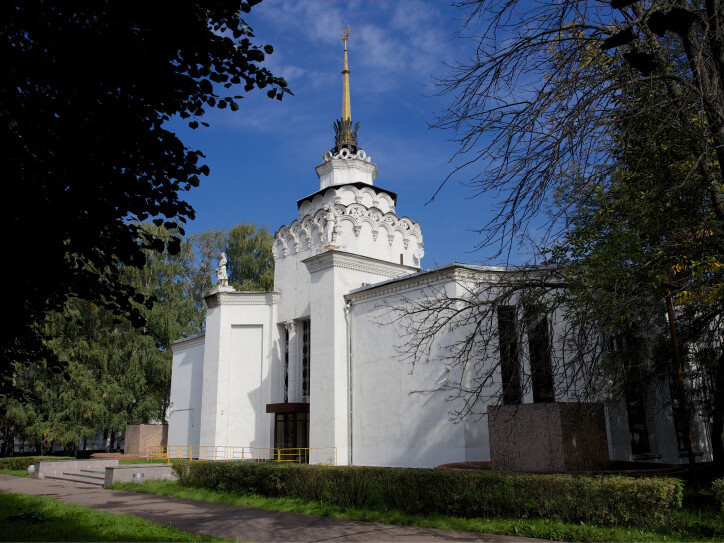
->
[175,0,518,267]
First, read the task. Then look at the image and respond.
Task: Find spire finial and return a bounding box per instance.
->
[333,25,359,153]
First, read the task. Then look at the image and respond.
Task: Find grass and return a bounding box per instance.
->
[0,492,224,542]
[114,480,724,542]
[0,468,33,477]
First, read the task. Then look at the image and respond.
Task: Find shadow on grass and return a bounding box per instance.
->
[113,480,724,543]
[0,492,220,542]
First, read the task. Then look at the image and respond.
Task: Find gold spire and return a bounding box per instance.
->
[333,25,359,153]
[341,25,351,121]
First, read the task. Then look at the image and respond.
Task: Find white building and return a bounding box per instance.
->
[168,35,711,469]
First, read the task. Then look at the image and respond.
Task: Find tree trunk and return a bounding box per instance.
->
[110,429,116,453]
[104,429,111,453]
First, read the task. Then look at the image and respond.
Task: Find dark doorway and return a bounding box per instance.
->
[266,403,310,463]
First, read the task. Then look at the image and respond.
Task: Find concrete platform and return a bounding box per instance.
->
[0,474,543,542]
[31,459,176,488]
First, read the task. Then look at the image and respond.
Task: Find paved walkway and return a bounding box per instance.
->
[0,474,543,542]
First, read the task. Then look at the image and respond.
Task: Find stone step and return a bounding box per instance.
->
[64,470,104,480]
[46,472,105,486]
[78,469,105,476]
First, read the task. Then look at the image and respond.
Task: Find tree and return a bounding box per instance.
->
[544,72,723,472]
[226,223,275,291]
[1,226,207,453]
[0,1,290,383]
[403,1,724,473]
[437,0,723,253]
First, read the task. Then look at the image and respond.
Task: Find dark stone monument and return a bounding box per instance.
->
[488,402,609,472]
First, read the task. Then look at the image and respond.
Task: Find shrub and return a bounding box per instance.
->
[0,456,74,471]
[175,462,683,529]
[713,478,724,514]
[0,457,44,470]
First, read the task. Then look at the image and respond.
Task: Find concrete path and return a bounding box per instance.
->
[0,474,543,542]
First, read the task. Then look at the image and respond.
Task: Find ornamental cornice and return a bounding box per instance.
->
[171,334,206,351]
[303,250,416,277]
[322,147,372,163]
[205,291,280,308]
[344,267,458,304]
[296,183,397,211]
[343,264,510,304]
[274,201,422,257]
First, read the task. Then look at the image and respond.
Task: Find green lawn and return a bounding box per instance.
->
[0,492,224,542]
[114,480,724,542]
[0,468,32,477]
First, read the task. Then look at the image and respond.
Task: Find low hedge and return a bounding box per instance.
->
[713,478,724,513]
[174,462,683,529]
[0,456,74,470]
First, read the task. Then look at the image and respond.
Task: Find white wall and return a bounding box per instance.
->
[168,336,205,446]
[346,270,488,467]
[198,291,279,450]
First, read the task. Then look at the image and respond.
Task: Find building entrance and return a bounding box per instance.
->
[266,403,310,462]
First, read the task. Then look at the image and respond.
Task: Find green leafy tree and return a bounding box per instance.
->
[0,1,290,385]
[546,70,723,473]
[190,229,228,299]
[226,223,275,291]
[2,226,210,453]
[190,222,275,293]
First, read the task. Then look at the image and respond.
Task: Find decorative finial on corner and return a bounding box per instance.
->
[334,25,359,154]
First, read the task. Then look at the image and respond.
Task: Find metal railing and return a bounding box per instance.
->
[147,445,337,465]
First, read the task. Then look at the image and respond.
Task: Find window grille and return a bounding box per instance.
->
[302,320,310,398]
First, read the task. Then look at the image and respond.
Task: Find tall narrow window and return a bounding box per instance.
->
[612,332,652,456]
[302,320,310,399]
[497,305,522,405]
[525,306,555,403]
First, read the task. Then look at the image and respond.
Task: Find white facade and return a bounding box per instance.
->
[168,131,711,469]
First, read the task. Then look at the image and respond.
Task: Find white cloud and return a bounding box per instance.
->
[255,0,455,93]
[257,0,346,44]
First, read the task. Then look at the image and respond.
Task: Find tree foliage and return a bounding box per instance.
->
[0,1,290,382]
[226,223,275,291]
[2,226,203,453]
[191,222,274,292]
